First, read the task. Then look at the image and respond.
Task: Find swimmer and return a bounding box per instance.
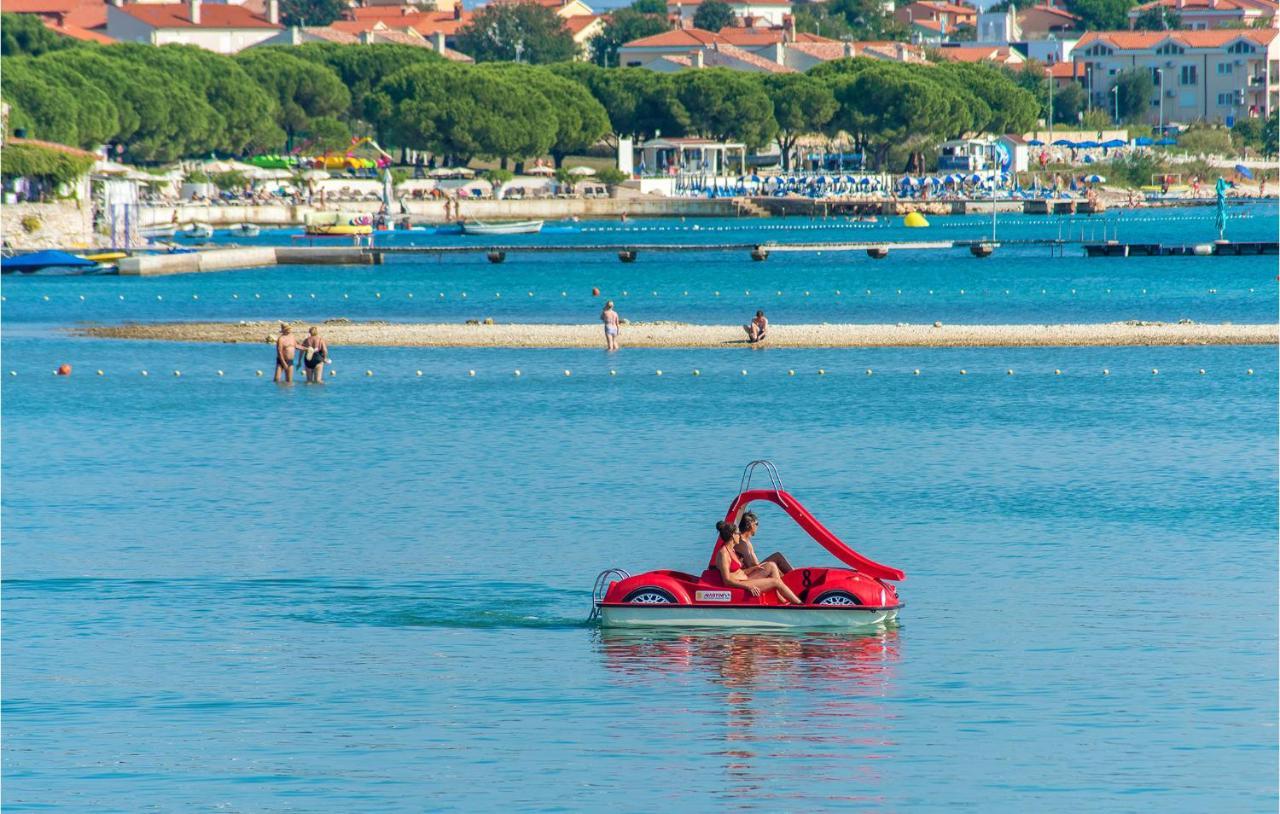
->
[274,323,296,383]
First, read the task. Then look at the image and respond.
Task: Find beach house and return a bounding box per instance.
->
[1072,28,1279,124]
[105,0,281,52]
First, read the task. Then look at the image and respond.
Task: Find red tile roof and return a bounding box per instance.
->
[937,45,1021,63]
[1046,60,1083,78]
[1076,27,1277,49]
[338,8,471,35]
[2,0,107,28]
[116,2,280,28]
[668,0,795,6]
[564,13,602,35]
[1023,2,1079,19]
[623,26,726,47]
[714,40,794,70]
[715,25,838,45]
[786,40,848,60]
[43,19,114,41]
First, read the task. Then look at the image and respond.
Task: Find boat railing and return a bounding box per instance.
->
[588,568,632,621]
[738,460,787,508]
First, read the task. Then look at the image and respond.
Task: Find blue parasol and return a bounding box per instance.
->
[1102,139,1126,148]
[1052,139,1075,147]
[1028,139,1044,146]
[1134,136,1154,146]
[1235,164,1254,180]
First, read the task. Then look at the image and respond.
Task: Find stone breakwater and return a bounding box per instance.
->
[79,321,1278,349]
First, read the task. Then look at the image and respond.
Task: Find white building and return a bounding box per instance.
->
[667,0,793,28]
[106,0,282,52]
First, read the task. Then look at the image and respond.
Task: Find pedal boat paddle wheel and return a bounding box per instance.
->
[592,462,905,629]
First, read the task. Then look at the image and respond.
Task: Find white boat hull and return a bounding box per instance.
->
[598,605,899,630]
[462,220,543,235]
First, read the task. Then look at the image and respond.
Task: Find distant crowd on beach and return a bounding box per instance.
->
[274,324,329,384]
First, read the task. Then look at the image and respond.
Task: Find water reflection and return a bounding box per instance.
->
[595,629,901,803]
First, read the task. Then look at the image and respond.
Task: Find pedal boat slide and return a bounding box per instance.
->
[592,462,904,630]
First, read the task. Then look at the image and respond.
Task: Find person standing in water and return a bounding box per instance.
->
[601,300,620,351]
[301,326,329,383]
[274,323,297,383]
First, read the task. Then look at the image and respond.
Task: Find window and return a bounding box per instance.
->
[1156,42,1184,55]
[1083,44,1111,56]
[1217,62,1233,75]
[1227,41,1255,54]
[1217,92,1234,105]
[1180,65,1197,85]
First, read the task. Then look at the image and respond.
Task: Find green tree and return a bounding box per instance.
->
[629,0,667,13]
[1,12,78,56]
[236,49,350,149]
[1071,0,1136,30]
[828,0,906,39]
[935,61,1039,134]
[1132,6,1179,29]
[1113,68,1154,124]
[821,60,953,168]
[675,69,775,149]
[372,62,556,163]
[1051,81,1087,124]
[590,8,670,67]
[478,64,610,165]
[304,115,352,152]
[283,43,439,141]
[1262,113,1278,157]
[550,63,689,145]
[0,58,81,145]
[280,0,345,26]
[454,3,577,64]
[793,3,854,38]
[692,0,734,31]
[762,74,836,169]
[24,55,119,148]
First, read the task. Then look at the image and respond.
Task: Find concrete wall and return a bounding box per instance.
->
[137,196,740,227]
[2,200,94,249]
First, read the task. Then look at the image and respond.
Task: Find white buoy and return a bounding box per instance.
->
[495,292,501,298]
[97,370,104,376]
[1055,369,1062,375]
[217,370,224,376]
[788,370,795,376]
[173,370,181,377]
[913,369,920,375]
[7,371,14,376]
[1006,369,1013,375]
[692,370,699,376]
[375,292,381,298]
[564,370,571,376]
[866,369,873,375]
[141,370,149,377]
[119,295,125,300]
[43,295,50,301]
[513,370,521,377]
[255,370,262,377]
[1198,369,1206,375]
[1247,369,1254,375]
[287,293,293,299]
[416,370,423,376]
[365,370,373,376]
[1103,369,1110,376]
[960,369,968,375]
[468,370,476,377]
[1152,368,1159,375]
[655,370,663,376]
[232,294,239,299]
[80,295,85,301]
[407,293,413,299]
[818,369,825,375]
[610,370,617,376]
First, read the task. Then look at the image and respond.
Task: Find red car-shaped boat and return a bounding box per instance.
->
[592,462,905,629]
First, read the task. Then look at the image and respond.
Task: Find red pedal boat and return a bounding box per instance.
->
[592,462,905,629]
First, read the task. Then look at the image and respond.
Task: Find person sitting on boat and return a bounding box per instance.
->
[744,310,768,344]
[712,521,801,604]
[734,511,793,575]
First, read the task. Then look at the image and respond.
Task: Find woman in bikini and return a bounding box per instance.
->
[734,511,793,575]
[711,521,801,604]
[600,300,620,351]
[300,326,328,383]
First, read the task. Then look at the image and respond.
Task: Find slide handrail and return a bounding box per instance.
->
[722,488,905,582]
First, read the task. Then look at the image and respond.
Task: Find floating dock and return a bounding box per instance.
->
[1082,240,1278,257]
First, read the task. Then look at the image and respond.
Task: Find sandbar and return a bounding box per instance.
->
[77,320,1278,348]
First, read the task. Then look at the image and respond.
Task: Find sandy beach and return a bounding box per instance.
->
[79,320,1278,348]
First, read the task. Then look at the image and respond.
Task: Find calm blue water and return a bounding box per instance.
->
[3,206,1277,812]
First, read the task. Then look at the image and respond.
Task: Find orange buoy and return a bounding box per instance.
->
[592,287,600,297]
[56,364,72,376]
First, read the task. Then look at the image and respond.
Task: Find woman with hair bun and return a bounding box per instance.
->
[710,520,801,604]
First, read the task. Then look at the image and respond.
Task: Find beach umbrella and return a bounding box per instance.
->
[1051,139,1075,147]
[1102,139,1126,148]
[1027,139,1044,146]
[382,169,394,208]
[1215,177,1227,240]
[1076,140,1100,149]
[569,166,597,177]
[751,174,762,183]
[526,165,555,176]
[1084,174,1105,183]
[1134,136,1154,146]
[1235,164,1254,180]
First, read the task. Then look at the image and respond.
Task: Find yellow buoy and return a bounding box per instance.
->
[903,211,929,228]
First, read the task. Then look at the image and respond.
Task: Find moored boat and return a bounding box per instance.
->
[229,223,261,237]
[304,211,373,236]
[461,219,543,236]
[592,461,905,630]
[179,222,214,239]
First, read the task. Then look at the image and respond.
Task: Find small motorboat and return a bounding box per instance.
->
[179,222,214,239]
[228,223,261,237]
[304,211,372,236]
[141,225,177,240]
[592,461,905,630]
[1,250,98,274]
[461,219,543,236]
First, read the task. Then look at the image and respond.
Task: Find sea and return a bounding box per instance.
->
[3,202,1276,812]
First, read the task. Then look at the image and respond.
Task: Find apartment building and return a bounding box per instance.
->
[1072,29,1278,123]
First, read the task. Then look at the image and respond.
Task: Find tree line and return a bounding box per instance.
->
[3,31,1054,171]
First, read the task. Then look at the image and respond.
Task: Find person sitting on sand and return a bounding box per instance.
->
[274,323,296,383]
[735,511,793,575]
[745,310,768,344]
[711,521,802,604]
[301,326,329,383]
[601,300,620,351]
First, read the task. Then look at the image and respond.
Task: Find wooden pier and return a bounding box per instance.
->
[1082,240,1278,257]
